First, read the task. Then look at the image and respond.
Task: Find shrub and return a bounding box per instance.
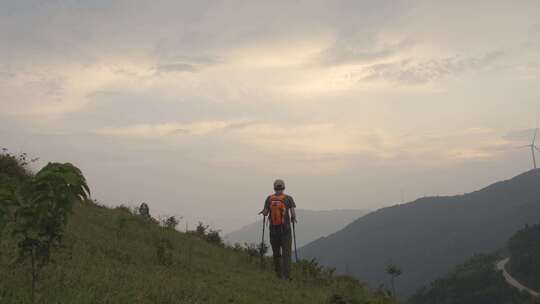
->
[195,222,208,236]
[232,243,243,252]
[244,243,260,258]
[298,258,324,279]
[206,229,223,246]
[0,149,36,181]
[115,204,133,214]
[138,202,151,219]
[163,216,180,230]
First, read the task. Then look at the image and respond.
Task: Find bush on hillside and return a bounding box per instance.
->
[0,149,36,181]
[244,243,260,258]
[206,229,223,246]
[195,221,209,236]
[161,215,181,230]
[115,204,134,214]
[189,221,224,247]
[0,152,90,303]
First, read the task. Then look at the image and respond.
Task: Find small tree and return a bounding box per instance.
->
[195,221,209,237]
[206,229,223,246]
[244,243,260,258]
[12,163,89,303]
[138,202,150,219]
[164,216,180,230]
[385,263,402,298]
[0,150,37,237]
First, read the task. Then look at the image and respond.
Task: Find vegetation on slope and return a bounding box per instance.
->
[508,222,540,291]
[0,151,394,304]
[407,253,540,304]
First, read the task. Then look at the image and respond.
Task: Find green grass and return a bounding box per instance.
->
[1,201,393,304]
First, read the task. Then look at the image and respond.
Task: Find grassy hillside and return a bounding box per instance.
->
[508,222,540,291]
[0,152,394,304]
[225,209,371,249]
[300,169,540,298]
[1,201,395,303]
[407,253,540,304]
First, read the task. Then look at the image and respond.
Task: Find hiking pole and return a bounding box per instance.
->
[260,214,266,268]
[292,220,298,263]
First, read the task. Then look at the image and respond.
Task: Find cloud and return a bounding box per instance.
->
[155,63,198,73]
[235,123,391,156]
[318,35,414,66]
[525,22,540,47]
[93,119,519,167]
[154,55,221,74]
[358,51,505,84]
[95,120,252,138]
[447,148,494,160]
[503,128,538,142]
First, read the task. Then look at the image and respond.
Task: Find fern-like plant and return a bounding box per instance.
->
[11,162,90,303]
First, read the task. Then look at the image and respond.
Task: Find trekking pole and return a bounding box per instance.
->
[292,220,298,263]
[260,214,266,268]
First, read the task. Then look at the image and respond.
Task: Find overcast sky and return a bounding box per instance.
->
[1,1,540,232]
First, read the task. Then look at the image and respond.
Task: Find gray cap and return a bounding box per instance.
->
[273,179,285,190]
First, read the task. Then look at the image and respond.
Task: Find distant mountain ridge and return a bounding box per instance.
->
[299,169,540,298]
[224,209,370,248]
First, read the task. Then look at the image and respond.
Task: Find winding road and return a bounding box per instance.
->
[496,258,540,297]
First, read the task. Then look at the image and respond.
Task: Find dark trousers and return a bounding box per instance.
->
[269,225,292,279]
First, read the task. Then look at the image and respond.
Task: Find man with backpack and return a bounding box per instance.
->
[260,179,297,279]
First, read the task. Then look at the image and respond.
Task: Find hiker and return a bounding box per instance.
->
[260,179,297,279]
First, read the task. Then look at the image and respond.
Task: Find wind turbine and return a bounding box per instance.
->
[519,121,539,169]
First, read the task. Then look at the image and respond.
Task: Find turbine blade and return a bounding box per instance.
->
[517,145,531,149]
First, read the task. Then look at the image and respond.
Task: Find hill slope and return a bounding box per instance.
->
[409,222,540,304]
[0,201,392,304]
[407,253,540,304]
[225,209,370,249]
[508,222,540,291]
[299,169,540,298]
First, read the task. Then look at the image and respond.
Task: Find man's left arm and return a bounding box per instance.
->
[288,196,297,223]
[260,196,270,216]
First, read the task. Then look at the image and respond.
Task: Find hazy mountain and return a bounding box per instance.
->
[224,209,370,249]
[299,169,540,298]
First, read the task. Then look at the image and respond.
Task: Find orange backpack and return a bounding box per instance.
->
[269,194,287,226]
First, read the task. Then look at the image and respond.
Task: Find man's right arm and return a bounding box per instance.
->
[260,196,270,216]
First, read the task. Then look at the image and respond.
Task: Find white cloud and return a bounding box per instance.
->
[95,120,251,138]
[357,51,505,85]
